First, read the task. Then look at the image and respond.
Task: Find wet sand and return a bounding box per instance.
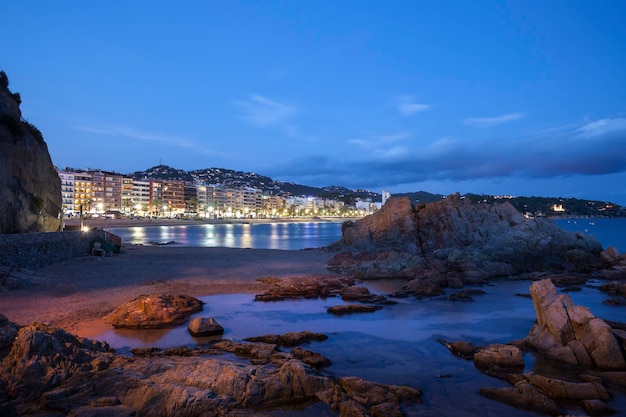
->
[0,245,335,337]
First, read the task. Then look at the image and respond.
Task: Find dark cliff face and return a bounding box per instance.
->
[0,72,62,233]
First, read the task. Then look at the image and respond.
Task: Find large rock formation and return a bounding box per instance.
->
[328,194,604,287]
[527,279,626,370]
[0,319,422,417]
[0,71,61,233]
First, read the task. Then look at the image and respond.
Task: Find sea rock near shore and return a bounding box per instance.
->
[0,319,422,417]
[527,279,626,370]
[0,71,62,233]
[327,195,604,288]
[188,317,224,337]
[104,294,204,329]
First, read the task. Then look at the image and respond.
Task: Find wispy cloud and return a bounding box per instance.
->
[464,112,524,127]
[396,96,430,115]
[348,132,410,150]
[72,125,218,155]
[576,117,626,138]
[234,94,296,127]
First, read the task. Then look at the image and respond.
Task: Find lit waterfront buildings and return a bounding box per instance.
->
[56,168,375,219]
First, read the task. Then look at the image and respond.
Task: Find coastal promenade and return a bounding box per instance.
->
[63,215,356,230]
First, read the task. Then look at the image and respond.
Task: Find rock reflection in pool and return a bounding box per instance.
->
[94,279,625,416]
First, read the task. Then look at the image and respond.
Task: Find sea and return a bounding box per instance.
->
[102,218,626,416]
[108,217,626,253]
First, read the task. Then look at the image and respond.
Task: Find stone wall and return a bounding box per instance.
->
[0,229,114,268]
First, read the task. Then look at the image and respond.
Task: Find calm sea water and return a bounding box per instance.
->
[554,217,626,252]
[108,221,344,250]
[101,218,626,416]
[109,217,626,253]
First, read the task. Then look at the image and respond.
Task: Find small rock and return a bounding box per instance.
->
[327,304,382,315]
[188,317,224,337]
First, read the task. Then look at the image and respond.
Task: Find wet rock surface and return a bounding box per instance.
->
[0,320,422,417]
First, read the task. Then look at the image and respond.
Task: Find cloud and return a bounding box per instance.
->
[348,132,410,150]
[464,112,524,127]
[234,94,296,127]
[264,117,626,190]
[576,117,626,138]
[396,96,430,115]
[72,125,220,155]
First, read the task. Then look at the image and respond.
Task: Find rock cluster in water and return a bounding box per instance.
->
[0,313,422,417]
[441,279,626,416]
[0,71,62,233]
[327,194,620,296]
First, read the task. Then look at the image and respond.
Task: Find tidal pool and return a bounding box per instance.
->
[96,279,626,416]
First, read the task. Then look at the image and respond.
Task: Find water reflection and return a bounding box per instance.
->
[109,222,344,250]
[93,279,626,417]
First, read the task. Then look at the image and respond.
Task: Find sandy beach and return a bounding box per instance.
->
[1,245,335,338]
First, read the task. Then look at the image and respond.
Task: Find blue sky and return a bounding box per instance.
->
[3,1,626,204]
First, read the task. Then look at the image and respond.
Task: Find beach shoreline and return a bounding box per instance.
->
[63,215,357,230]
[0,245,336,338]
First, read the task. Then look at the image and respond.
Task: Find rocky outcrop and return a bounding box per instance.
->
[439,279,626,415]
[527,279,626,370]
[0,71,61,233]
[0,320,422,417]
[255,275,356,301]
[328,194,605,294]
[104,294,204,329]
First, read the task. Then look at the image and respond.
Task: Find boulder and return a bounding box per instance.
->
[104,294,204,329]
[188,317,224,337]
[527,279,626,370]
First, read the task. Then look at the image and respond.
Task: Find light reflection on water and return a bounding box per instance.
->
[109,221,343,250]
[94,279,626,417]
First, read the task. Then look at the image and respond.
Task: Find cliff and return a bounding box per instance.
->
[0,71,61,233]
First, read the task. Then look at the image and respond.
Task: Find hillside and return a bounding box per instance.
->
[130,165,624,217]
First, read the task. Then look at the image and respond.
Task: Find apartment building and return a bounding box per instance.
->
[73,171,93,215]
[58,171,75,214]
[132,180,151,213]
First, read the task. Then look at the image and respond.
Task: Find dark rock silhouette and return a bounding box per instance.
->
[0,71,61,233]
